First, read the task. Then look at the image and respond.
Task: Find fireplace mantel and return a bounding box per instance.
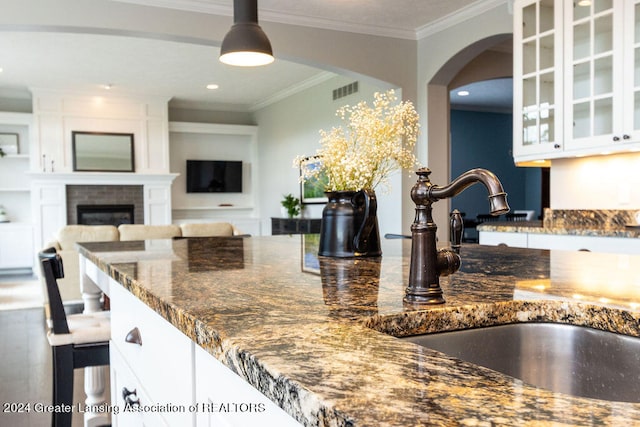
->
[30,172,178,250]
[29,172,178,185]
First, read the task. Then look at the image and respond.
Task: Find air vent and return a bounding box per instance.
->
[333,81,359,101]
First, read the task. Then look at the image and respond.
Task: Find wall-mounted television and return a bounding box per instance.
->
[186,160,243,193]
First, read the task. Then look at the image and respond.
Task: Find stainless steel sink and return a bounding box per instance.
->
[401,323,640,402]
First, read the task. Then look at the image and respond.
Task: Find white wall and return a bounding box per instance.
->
[551,152,640,209]
[253,76,405,236]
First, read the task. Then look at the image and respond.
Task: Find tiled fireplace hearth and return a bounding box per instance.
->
[30,172,178,250]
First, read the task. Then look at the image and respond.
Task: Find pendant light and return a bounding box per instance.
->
[219,0,274,67]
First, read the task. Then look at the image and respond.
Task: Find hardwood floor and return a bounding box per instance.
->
[0,307,93,427]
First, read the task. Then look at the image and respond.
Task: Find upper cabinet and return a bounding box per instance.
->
[514,0,565,161]
[513,0,640,163]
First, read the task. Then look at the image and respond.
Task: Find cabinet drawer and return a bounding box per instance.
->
[109,282,194,426]
[110,343,167,427]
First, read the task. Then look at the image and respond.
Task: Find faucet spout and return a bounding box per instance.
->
[430,168,510,215]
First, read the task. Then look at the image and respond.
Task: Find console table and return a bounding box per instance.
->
[271,217,321,235]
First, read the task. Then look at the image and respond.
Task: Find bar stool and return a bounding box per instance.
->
[39,248,110,427]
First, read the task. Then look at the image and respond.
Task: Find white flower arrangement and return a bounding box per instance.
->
[296,90,420,193]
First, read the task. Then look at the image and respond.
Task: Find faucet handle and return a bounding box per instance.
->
[450,209,463,254]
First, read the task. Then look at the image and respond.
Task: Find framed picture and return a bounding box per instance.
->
[72,131,135,172]
[301,234,321,275]
[299,156,329,204]
[0,133,19,155]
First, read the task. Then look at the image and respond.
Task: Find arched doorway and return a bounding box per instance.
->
[426,34,543,242]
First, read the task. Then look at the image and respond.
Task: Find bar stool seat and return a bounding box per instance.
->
[46,311,110,346]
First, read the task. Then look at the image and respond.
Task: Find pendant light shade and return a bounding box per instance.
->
[220,0,274,67]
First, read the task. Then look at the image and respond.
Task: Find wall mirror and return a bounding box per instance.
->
[72,131,135,172]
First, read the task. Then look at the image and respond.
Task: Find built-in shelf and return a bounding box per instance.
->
[172,206,254,211]
[2,154,29,159]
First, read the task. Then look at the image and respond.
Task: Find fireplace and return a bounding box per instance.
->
[67,185,144,225]
[77,205,135,226]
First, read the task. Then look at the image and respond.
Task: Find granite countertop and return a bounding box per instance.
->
[78,236,640,426]
[477,220,640,238]
[476,209,640,238]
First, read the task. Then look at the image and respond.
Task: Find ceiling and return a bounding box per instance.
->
[0,0,512,112]
[450,78,513,113]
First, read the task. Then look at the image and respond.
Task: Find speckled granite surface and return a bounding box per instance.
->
[478,208,640,237]
[78,236,640,426]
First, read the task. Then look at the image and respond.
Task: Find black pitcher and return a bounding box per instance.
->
[318,189,382,258]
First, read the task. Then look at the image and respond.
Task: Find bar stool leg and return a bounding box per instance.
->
[52,344,74,427]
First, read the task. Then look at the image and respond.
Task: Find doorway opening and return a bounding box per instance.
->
[427,34,549,242]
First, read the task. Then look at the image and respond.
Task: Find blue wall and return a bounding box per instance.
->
[449,109,541,221]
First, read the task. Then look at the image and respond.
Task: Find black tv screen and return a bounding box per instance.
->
[186,160,243,193]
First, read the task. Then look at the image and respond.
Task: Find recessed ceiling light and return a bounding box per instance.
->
[102,83,113,90]
[457,90,470,96]
[578,0,591,6]
[206,84,219,90]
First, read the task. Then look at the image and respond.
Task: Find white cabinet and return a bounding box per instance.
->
[107,275,302,427]
[109,282,195,427]
[478,231,529,247]
[513,0,640,162]
[479,229,640,253]
[194,345,301,427]
[0,223,33,269]
[527,232,640,253]
[563,0,631,151]
[514,0,565,161]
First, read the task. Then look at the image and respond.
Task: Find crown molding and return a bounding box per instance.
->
[259,11,416,40]
[250,71,335,112]
[416,0,509,40]
[111,0,232,17]
[112,0,508,41]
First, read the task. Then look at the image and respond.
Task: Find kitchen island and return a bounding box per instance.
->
[77,235,640,426]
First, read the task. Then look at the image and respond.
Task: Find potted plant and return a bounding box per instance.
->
[281,194,301,218]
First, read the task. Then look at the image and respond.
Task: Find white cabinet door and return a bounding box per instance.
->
[563,0,622,151]
[621,0,640,144]
[194,345,302,427]
[514,0,566,162]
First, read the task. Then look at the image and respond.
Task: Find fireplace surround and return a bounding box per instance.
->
[66,184,143,225]
[30,172,178,252]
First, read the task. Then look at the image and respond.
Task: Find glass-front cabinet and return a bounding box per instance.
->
[513,0,640,163]
[513,0,564,161]
[564,0,620,150]
[624,0,640,142]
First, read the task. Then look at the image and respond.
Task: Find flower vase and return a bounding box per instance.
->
[318,189,381,258]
